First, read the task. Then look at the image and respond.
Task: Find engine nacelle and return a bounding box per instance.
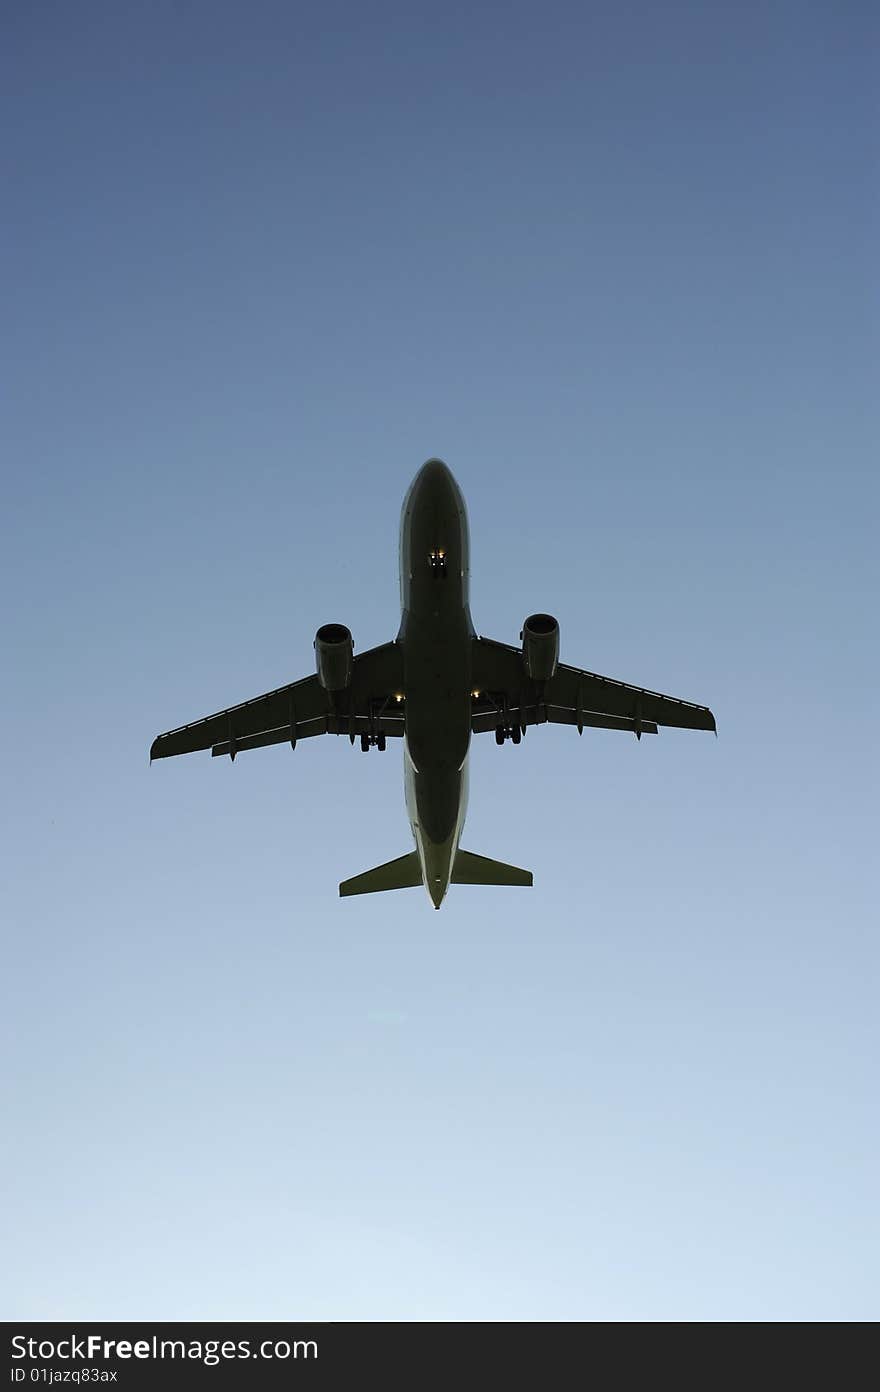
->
[521,613,559,683]
[314,623,354,691]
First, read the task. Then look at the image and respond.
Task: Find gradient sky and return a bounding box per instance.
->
[3,1,876,1320]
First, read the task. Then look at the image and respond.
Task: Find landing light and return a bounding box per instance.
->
[395,693,404,703]
[471,689,481,698]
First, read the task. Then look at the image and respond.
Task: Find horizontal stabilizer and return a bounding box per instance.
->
[339,852,422,898]
[451,849,532,887]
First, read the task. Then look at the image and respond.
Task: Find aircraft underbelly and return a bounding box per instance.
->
[403,613,471,903]
[398,457,474,905]
[404,624,470,769]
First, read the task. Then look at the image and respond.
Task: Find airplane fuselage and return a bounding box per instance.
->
[398,460,475,907]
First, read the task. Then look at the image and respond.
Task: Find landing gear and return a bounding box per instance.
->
[495,723,522,746]
[360,730,387,752]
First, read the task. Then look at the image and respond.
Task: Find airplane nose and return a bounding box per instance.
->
[417,457,452,485]
[412,458,457,504]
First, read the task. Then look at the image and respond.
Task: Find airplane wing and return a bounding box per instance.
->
[470,636,715,739]
[150,641,404,761]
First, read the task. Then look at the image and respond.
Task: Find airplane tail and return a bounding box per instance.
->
[451,849,533,887]
[339,852,422,898]
[338,847,533,899]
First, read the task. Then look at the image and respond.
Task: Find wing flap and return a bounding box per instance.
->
[150,675,323,760]
[471,703,658,736]
[210,710,406,757]
[471,636,714,735]
[553,664,716,732]
[151,641,404,761]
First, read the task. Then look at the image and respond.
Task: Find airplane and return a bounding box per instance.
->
[150,458,716,908]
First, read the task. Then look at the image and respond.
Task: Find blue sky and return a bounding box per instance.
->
[3,1,876,1319]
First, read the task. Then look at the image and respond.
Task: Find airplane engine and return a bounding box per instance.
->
[315,623,354,691]
[521,613,559,682]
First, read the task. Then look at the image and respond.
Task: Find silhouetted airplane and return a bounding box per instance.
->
[151,459,715,907]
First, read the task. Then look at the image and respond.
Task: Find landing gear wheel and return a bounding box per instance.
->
[360,733,370,752]
[377,732,386,752]
[495,726,505,746]
[511,725,521,745]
